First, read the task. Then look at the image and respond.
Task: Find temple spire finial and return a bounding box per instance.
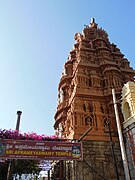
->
[91,18,95,24]
[90,18,97,28]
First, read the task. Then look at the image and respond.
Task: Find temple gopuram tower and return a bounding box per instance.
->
[54,19,135,180]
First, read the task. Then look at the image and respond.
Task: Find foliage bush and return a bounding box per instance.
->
[0,129,59,141]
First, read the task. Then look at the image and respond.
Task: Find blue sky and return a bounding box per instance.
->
[0,0,135,135]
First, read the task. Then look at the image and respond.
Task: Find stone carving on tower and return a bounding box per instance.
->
[54,19,135,179]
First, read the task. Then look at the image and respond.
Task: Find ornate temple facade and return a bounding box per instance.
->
[54,19,135,180]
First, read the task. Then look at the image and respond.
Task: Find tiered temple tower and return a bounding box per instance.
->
[54,19,135,180]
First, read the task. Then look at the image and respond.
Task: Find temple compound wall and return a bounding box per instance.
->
[122,82,135,179]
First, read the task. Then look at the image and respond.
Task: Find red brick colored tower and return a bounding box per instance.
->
[54,19,135,179]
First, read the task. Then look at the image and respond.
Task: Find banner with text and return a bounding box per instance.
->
[0,139,82,160]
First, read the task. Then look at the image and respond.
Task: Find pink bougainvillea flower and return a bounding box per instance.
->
[0,129,62,141]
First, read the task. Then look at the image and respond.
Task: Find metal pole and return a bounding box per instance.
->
[6,111,22,180]
[83,159,106,180]
[78,126,106,179]
[58,124,64,180]
[106,119,119,180]
[79,126,92,141]
[6,161,12,180]
[16,111,22,131]
[48,170,50,180]
[112,88,130,180]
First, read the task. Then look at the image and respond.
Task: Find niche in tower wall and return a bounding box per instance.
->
[100,104,104,114]
[89,102,93,112]
[85,116,93,126]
